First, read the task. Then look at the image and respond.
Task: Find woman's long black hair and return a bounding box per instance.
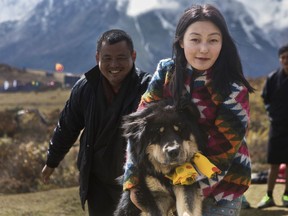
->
[170,4,254,103]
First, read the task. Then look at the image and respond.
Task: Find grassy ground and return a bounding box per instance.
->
[0,184,287,216]
[0,187,87,216]
[242,184,288,216]
[0,89,70,112]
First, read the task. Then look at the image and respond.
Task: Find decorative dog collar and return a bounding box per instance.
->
[165,152,221,185]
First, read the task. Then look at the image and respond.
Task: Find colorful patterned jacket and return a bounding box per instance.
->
[123,58,251,202]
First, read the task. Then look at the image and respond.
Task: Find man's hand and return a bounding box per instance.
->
[41,165,55,184]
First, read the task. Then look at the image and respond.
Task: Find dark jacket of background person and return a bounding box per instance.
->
[45,65,151,208]
[261,68,288,125]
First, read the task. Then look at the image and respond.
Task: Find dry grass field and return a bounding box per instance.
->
[0,89,70,113]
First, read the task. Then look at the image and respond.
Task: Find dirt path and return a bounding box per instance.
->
[0,184,287,216]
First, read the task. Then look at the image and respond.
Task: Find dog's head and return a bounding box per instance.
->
[122,99,206,174]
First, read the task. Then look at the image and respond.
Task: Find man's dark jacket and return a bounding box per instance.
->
[261,68,288,124]
[45,65,151,208]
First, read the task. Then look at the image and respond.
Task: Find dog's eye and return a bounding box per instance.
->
[159,127,164,133]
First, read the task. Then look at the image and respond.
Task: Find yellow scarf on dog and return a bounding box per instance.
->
[165,152,221,185]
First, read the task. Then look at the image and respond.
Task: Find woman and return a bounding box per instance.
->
[123,4,254,215]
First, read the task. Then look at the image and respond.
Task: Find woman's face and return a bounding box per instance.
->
[180,21,222,71]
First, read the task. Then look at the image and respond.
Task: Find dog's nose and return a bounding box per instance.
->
[165,146,180,159]
[167,148,179,159]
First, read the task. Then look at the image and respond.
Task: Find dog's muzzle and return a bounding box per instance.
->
[163,143,181,162]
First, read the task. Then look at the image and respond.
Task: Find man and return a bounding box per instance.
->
[41,29,151,215]
[257,44,288,208]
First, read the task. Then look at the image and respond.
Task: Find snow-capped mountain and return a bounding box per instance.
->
[0,0,287,77]
[236,0,288,47]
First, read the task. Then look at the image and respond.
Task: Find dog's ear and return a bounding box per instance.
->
[122,106,156,166]
[121,105,155,141]
[122,114,146,142]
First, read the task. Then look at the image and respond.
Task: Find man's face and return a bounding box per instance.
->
[279,51,288,75]
[96,40,136,92]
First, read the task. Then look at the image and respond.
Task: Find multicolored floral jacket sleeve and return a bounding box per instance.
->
[123,58,251,202]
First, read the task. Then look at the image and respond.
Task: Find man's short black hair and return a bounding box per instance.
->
[96,29,134,53]
[278,44,288,56]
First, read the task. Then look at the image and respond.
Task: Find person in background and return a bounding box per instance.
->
[257,44,288,209]
[41,29,151,215]
[123,4,254,216]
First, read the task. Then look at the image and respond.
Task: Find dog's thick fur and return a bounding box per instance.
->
[114,99,206,216]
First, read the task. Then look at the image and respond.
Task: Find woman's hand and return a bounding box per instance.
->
[130,187,145,212]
